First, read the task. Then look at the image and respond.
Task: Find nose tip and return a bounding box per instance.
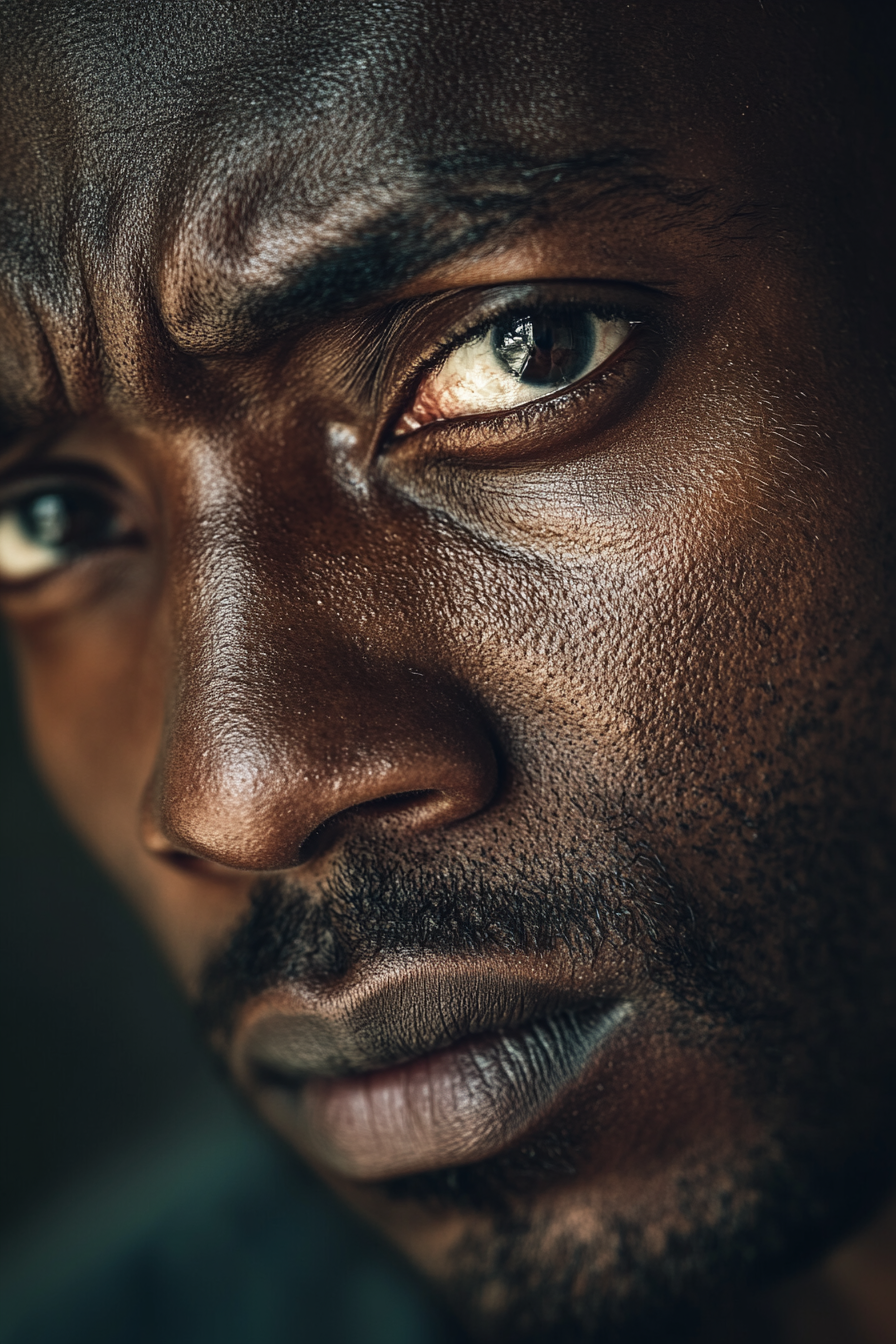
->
[142,687,499,873]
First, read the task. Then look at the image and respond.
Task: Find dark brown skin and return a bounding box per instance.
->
[2,1,896,1340]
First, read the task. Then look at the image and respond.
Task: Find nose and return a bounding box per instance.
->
[143,565,497,873]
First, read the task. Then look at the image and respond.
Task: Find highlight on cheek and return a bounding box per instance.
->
[395,310,633,434]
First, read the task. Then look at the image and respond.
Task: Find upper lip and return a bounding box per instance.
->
[229,953,624,1084]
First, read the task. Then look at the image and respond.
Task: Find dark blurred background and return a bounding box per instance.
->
[0,634,219,1241]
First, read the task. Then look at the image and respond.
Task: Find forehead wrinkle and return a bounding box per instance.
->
[156,147,715,358]
[0,238,99,442]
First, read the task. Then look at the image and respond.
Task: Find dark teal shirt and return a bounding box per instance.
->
[0,1098,460,1344]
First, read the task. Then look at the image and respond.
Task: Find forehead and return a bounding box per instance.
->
[0,0,846,427]
[3,0,832,190]
[4,0,787,134]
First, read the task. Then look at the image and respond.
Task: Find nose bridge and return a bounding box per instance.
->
[146,494,497,870]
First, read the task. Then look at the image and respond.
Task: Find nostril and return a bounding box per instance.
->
[163,849,206,873]
[353,789,435,815]
[148,840,251,879]
[295,790,445,866]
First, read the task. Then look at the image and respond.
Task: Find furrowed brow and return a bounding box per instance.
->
[160,148,712,356]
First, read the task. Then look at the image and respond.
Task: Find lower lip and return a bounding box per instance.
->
[253,1003,630,1181]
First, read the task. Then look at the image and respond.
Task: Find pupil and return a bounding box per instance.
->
[28,494,68,546]
[492,311,595,388]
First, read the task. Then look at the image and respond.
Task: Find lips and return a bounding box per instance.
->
[230,960,632,1181]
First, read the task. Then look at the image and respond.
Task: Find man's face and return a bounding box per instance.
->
[2,1,895,1339]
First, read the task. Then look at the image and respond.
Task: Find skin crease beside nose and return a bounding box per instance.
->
[1,1,896,1341]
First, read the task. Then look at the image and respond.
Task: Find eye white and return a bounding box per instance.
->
[0,504,66,580]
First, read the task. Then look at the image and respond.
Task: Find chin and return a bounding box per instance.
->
[329,1123,886,1344]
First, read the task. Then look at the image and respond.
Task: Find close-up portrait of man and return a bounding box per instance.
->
[1,2,895,1342]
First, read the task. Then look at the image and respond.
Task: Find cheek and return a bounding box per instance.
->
[7,587,265,989]
[426,453,887,897]
[11,589,166,872]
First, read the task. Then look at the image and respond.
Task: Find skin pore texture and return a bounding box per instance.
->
[1,1,896,1341]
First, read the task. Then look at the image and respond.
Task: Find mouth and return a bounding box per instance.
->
[230,960,633,1181]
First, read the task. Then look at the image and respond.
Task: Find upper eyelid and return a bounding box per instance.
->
[0,416,85,473]
[389,285,662,390]
[0,461,123,499]
[433,298,633,360]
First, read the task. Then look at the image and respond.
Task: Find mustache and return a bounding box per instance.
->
[196,837,702,1041]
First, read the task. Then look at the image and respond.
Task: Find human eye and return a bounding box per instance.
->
[0,476,137,586]
[394,302,635,435]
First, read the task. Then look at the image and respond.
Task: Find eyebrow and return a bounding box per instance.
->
[178,147,713,355]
